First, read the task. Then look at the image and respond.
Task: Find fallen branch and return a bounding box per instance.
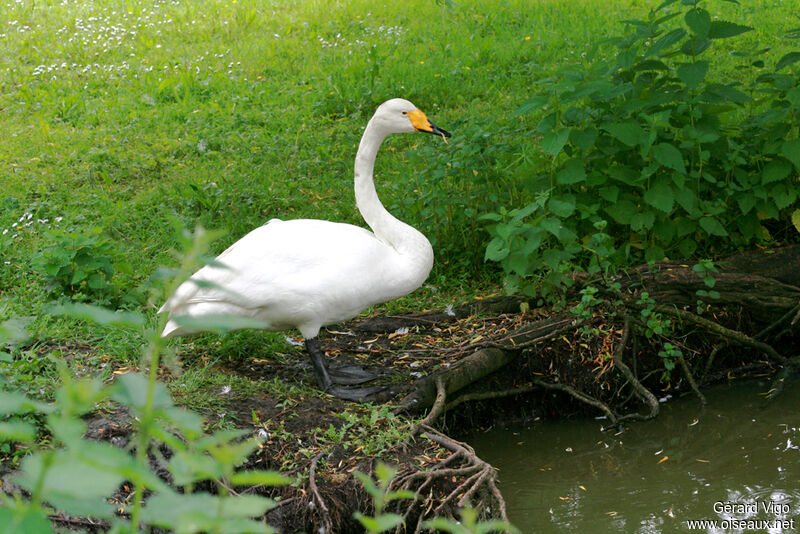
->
[652,305,786,363]
[353,296,530,333]
[397,316,577,413]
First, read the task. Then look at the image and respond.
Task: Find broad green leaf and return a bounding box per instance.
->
[509,202,540,223]
[757,199,780,219]
[652,143,687,174]
[230,470,292,487]
[677,218,698,237]
[111,372,174,412]
[0,420,37,442]
[541,129,570,157]
[169,450,225,486]
[633,59,669,71]
[485,237,510,262]
[685,8,711,37]
[654,218,676,245]
[512,96,548,117]
[374,462,398,485]
[603,121,644,147]
[645,245,666,263]
[536,112,557,134]
[1,317,33,346]
[48,303,144,329]
[643,180,676,213]
[569,127,598,152]
[776,52,800,71]
[736,194,756,215]
[782,139,800,170]
[787,89,800,108]
[708,20,753,39]
[598,186,620,203]
[631,211,656,231]
[163,406,205,437]
[548,198,576,218]
[675,188,699,216]
[762,158,792,184]
[647,28,687,56]
[791,210,800,235]
[540,217,564,237]
[677,60,709,89]
[656,0,680,10]
[0,391,52,416]
[771,183,796,210]
[680,36,712,56]
[703,83,752,104]
[354,512,405,533]
[0,506,54,534]
[738,212,762,240]
[556,158,586,184]
[699,216,729,236]
[141,491,276,532]
[678,238,698,257]
[605,200,638,224]
[15,451,124,519]
[170,314,269,333]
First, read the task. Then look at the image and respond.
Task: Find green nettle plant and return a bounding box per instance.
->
[1,228,291,534]
[483,0,800,298]
[31,226,132,305]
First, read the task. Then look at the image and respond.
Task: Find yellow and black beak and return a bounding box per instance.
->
[407,109,451,138]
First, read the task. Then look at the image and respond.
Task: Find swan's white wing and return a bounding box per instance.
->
[161,218,420,337]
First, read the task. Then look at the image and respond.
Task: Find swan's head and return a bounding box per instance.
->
[373,98,451,138]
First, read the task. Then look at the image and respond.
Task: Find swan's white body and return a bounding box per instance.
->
[160,99,441,342]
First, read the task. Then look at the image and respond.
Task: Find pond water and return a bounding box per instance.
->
[469,380,800,533]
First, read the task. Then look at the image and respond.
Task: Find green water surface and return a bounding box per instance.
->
[469,380,800,533]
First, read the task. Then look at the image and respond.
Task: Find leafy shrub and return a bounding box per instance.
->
[483,0,800,297]
[31,226,132,305]
[398,118,519,273]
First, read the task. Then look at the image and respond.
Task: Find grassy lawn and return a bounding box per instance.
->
[1,0,797,408]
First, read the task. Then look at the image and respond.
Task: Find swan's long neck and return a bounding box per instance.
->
[354,118,433,265]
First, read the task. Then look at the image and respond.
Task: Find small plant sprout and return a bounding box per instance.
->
[353,462,415,533]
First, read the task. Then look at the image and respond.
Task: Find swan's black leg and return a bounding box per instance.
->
[306,337,334,391]
[305,337,385,401]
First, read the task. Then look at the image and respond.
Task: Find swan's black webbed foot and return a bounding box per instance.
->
[326,384,387,401]
[306,337,385,400]
[328,365,381,385]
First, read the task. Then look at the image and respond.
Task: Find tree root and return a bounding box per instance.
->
[444,383,537,412]
[389,425,510,533]
[308,452,332,534]
[613,317,660,422]
[531,378,617,423]
[677,352,706,405]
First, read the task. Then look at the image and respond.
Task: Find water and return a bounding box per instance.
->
[469,381,800,533]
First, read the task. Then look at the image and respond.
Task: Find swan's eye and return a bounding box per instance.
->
[401,111,408,115]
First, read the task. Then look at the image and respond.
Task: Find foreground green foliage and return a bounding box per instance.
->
[483,0,800,297]
[1,231,291,534]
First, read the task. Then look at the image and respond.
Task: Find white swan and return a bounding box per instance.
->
[160,98,450,400]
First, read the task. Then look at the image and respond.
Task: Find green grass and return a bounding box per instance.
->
[1,0,798,407]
